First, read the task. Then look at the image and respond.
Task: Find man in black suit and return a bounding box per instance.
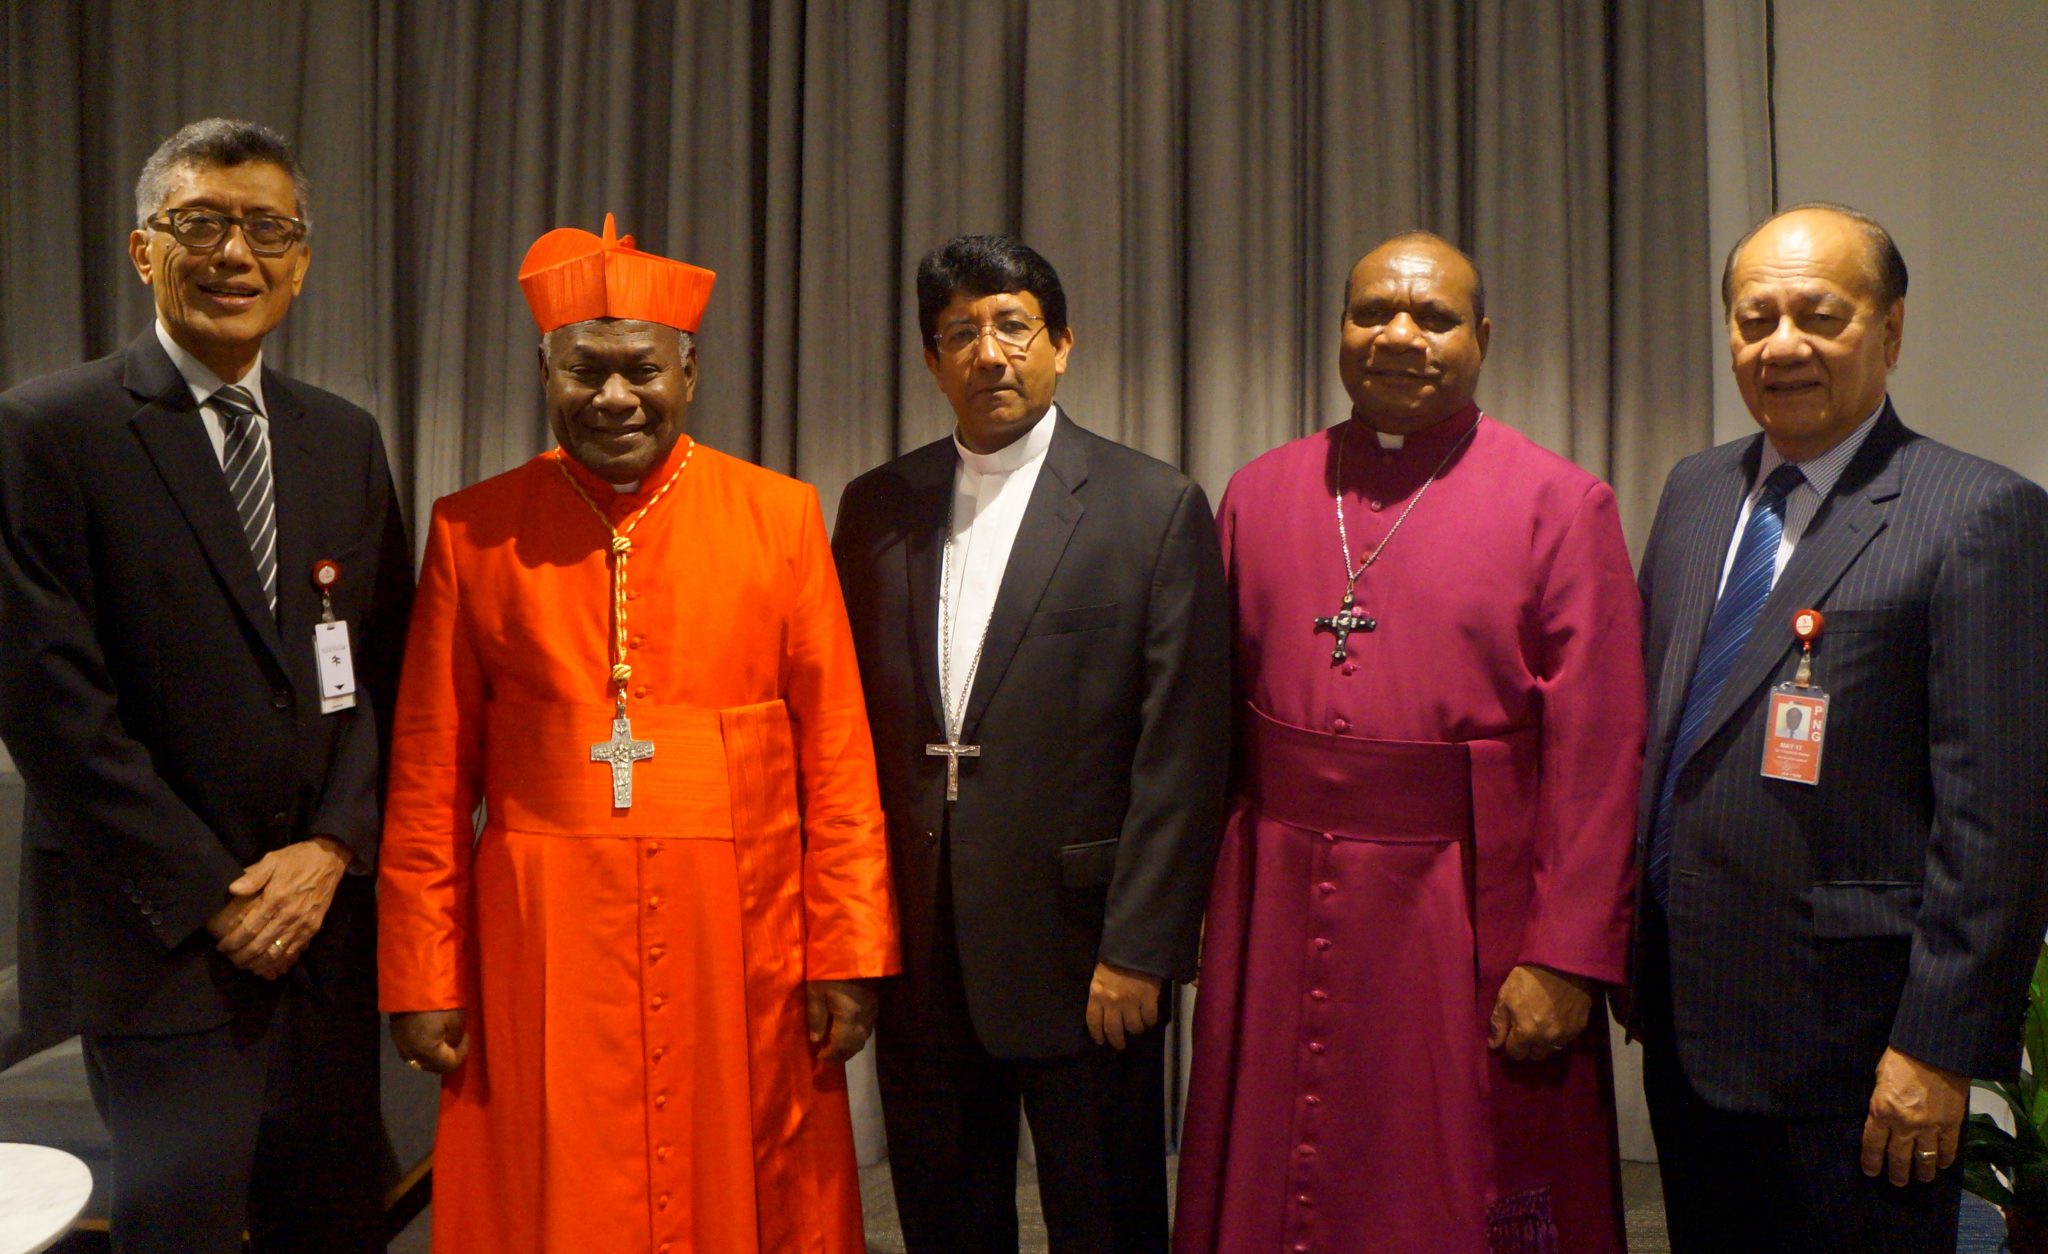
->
[1633,202,2048,1251]
[0,118,412,1252]
[832,235,1229,1252]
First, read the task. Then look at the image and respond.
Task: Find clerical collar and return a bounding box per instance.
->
[1352,402,1481,457]
[155,319,268,414]
[1755,399,1885,501]
[554,431,696,505]
[954,403,1059,477]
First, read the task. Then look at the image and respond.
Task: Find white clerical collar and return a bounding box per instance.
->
[155,319,268,414]
[1375,429,1405,450]
[1756,398,1886,500]
[954,403,1059,477]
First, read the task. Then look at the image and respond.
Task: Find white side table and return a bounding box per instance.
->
[0,1143,92,1254]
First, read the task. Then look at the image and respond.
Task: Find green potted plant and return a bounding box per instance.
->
[1963,942,2048,1253]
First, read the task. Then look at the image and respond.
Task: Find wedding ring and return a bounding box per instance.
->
[268,939,286,954]
[1915,1149,1938,1161]
[405,1058,425,1071]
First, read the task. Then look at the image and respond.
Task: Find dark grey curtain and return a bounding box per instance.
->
[2,0,1711,551]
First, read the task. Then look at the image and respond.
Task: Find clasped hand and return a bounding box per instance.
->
[204,836,350,980]
[1088,962,1162,1050]
[1487,963,1594,1062]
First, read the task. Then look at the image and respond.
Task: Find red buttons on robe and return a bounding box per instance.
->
[657,1193,671,1211]
[1313,938,1331,950]
[647,843,662,857]
[656,1145,671,1162]
[1369,499,1384,512]
[648,946,665,963]
[647,895,663,910]
[1308,1042,1326,1054]
[1341,662,1357,676]
[635,686,650,699]
[1332,717,1350,733]
[650,995,665,1009]
[1297,1193,1313,1206]
[1303,1094,1321,1106]
[651,1047,666,1061]
[1317,882,1336,895]
[1297,1144,1316,1156]
[1310,989,1328,1001]
[1320,833,1335,843]
[630,634,645,649]
[654,1093,668,1109]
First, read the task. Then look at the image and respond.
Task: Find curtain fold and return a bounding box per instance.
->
[5,0,1712,547]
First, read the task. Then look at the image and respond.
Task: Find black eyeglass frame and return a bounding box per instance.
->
[146,208,309,256]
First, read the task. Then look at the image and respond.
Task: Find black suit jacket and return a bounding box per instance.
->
[833,412,1230,1059]
[1634,404,2048,1117]
[0,330,413,1039]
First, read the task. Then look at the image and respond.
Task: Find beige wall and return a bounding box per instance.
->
[1720,0,2048,490]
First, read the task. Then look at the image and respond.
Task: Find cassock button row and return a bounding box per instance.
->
[1296,1193,1313,1206]
[1310,989,1328,1001]
[635,686,650,699]
[1320,833,1335,843]
[630,634,645,648]
[647,843,662,857]
[1297,1144,1316,1156]
[1317,881,1336,895]
[648,895,663,910]
[1313,938,1331,950]
[648,946,666,963]
[1303,1094,1321,1106]
[1294,1245,1311,1253]
[650,995,666,1009]
[654,1093,668,1109]
[1340,663,1357,676]
[1308,1042,1326,1054]
[1369,499,1384,511]
[656,1145,672,1162]
[656,1193,671,1211]
[651,1047,666,1062]
[1331,717,1350,733]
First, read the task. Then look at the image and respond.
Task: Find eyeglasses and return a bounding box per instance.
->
[934,313,1047,358]
[146,208,308,256]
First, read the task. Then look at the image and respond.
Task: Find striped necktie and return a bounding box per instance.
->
[1646,462,1805,908]
[213,384,278,616]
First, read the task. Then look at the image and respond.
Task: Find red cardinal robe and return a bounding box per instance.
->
[1175,406,1643,1253]
[378,436,897,1253]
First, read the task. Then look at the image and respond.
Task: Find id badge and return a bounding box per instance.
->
[315,620,358,714]
[1761,684,1828,784]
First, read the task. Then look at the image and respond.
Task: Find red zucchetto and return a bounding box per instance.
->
[517,213,716,334]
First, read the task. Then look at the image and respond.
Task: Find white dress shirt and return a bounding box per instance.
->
[1716,401,1886,597]
[155,319,270,466]
[937,404,1060,736]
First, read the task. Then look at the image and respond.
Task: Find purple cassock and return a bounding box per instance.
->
[1174,405,1645,1253]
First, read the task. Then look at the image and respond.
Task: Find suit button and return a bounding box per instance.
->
[129,890,144,903]
[271,691,291,710]
[923,829,938,848]
[148,912,164,926]
[271,811,290,828]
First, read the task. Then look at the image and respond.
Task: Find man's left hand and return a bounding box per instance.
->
[214,836,351,979]
[1861,1047,1968,1186]
[806,979,878,1064]
[1488,963,1595,1061]
[1087,962,1163,1051]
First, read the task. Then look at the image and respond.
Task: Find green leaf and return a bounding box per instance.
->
[1964,1158,2017,1210]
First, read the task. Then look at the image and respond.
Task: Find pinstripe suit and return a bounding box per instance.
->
[1633,401,2048,1246]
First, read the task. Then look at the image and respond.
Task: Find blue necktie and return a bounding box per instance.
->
[1647,463,1804,908]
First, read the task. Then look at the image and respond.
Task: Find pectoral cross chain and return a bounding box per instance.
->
[925,740,981,802]
[591,704,655,809]
[1314,591,1376,664]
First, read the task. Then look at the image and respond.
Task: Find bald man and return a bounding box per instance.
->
[1632,203,2048,1250]
[1176,233,1643,1252]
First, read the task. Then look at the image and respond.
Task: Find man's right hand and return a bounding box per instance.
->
[392,1009,470,1074]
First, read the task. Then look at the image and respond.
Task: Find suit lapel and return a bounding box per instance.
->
[1677,411,1906,768]
[901,441,955,736]
[265,372,318,643]
[1652,440,1758,756]
[124,334,288,672]
[960,418,1088,741]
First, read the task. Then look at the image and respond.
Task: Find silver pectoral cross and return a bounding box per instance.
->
[591,703,655,809]
[1313,591,1376,664]
[924,739,981,802]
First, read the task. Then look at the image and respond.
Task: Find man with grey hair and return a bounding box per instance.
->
[0,117,412,1251]
[1633,201,2048,1248]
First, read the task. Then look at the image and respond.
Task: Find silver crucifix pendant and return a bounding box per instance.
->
[925,739,981,802]
[591,701,655,809]
[1313,591,1376,664]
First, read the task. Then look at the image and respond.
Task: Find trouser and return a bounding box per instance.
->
[83,979,384,1254]
[1636,905,1960,1253]
[876,847,1169,1254]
